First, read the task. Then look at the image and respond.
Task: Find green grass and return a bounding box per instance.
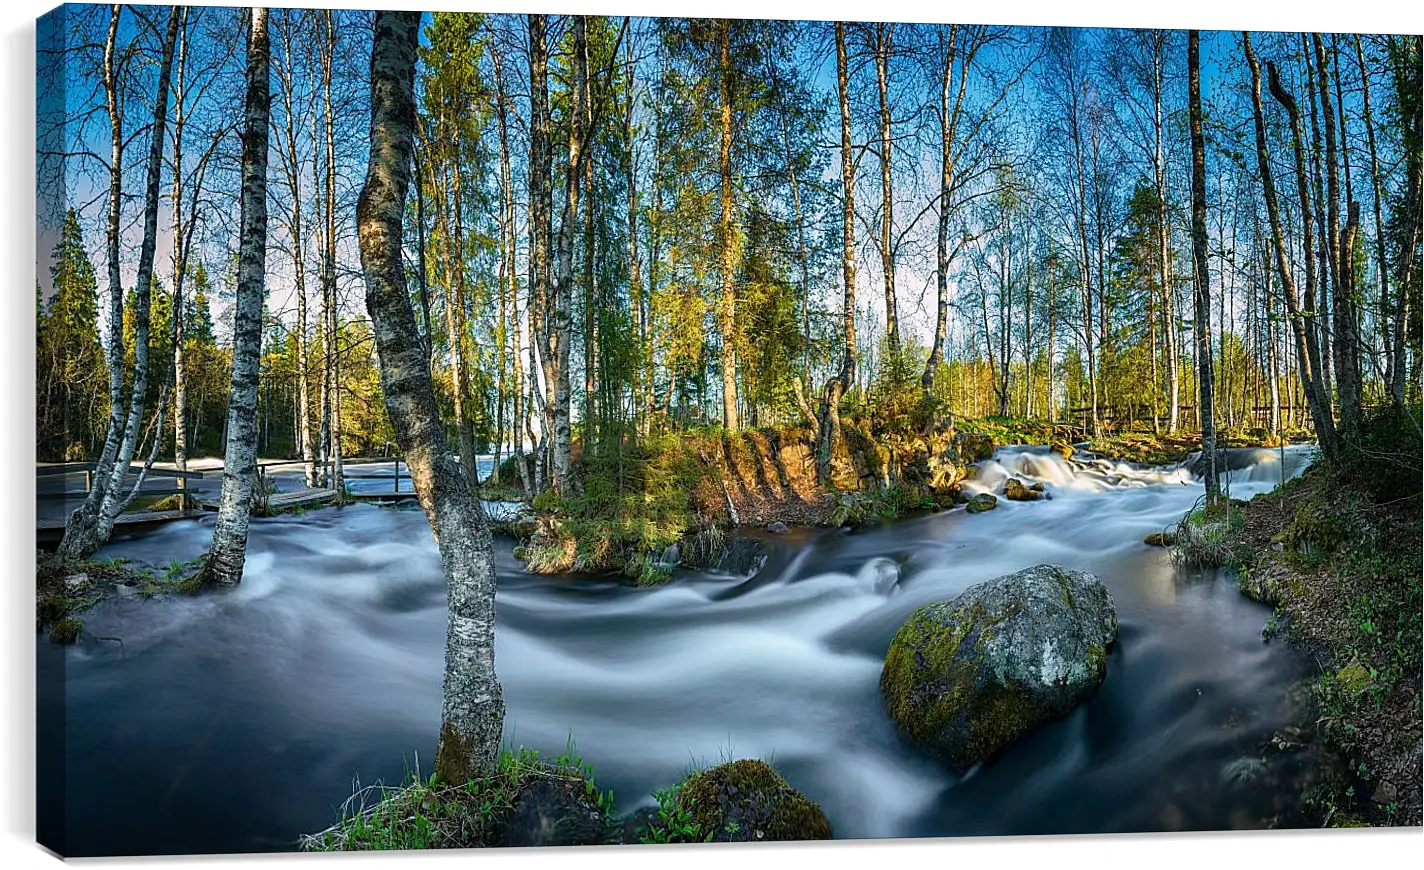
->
[636,782,713,844]
[301,739,616,851]
[1172,497,1247,568]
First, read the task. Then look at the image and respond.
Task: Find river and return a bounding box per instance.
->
[38,444,1318,856]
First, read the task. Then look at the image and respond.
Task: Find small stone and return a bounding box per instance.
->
[1143,532,1177,547]
[64,573,89,592]
[1004,479,1043,502]
[765,521,790,534]
[1372,780,1398,805]
[965,493,998,514]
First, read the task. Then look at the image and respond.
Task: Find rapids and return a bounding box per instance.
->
[39,444,1318,855]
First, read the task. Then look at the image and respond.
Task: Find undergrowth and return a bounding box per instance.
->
[301,740,616,851]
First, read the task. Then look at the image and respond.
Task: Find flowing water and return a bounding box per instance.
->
[39,445,1320,856]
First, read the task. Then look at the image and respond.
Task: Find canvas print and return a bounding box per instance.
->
[33,2,1422,857]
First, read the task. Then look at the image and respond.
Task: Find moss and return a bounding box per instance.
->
[1334,659,1372,696]
[37,594,71,626]
[674,759,831,842]
[880,601,986,762]
[304,744,616,851]
[49,616,81,644]
[882,584,1105,771]
[965,493,998,514]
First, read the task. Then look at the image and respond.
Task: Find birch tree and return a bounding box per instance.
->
[60,6,181,561]
[357,9,504,784]
[199,6,271,588]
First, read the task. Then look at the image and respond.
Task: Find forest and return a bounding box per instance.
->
[34,4,1423,853]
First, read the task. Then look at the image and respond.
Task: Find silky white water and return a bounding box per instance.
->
[40,445,1318,855]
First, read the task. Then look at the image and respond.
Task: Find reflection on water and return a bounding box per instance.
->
[42,446,1318,855]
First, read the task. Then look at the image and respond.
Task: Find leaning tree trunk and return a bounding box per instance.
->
[1244,33,1337,459]
[357,9,504,784]
[1188,31,1221,502]
[198,7,271,588]
[59,7,180,561]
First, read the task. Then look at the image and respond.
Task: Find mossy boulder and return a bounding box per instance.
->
[674,759,831,842]
[1003,479,1043,502]
[1052,443,1076,461]
[880,564,1118,770]
[1143,531,1177,547]
[965,493,998,514]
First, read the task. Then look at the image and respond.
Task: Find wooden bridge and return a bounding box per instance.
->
[36,457,421,545]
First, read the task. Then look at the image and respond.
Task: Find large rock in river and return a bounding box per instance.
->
[880,564,1118,770]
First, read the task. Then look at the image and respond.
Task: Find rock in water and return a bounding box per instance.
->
[880,564,1118,770]
[674,759,831,842]
[1143,531,1177,547]
[1003,478,1043,502]
[965,493,998,514]
[765,521,790,534]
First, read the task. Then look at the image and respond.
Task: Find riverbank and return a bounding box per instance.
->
[1178,440,1422,826]
[501,416,1303,580]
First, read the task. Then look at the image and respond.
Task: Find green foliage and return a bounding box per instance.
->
[637,782,713,844]
[517,430,722,578]
[826,486,932,528]
[303,740,615,851]
[1172,497,1247,568]
[37,209,108,460]
[49,616,82,644]
[866,337,939,440]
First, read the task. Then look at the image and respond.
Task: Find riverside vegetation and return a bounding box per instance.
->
[1174,406,1422,826]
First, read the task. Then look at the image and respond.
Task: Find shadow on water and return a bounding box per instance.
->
[43,446,1319,855]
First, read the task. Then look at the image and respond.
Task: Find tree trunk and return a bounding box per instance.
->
[1244,33,1338,459]
[1355,36,1398,404]
[875,23,898,352]
[492,40,521,491]
[583,88,598,442]
[60,7,180,561]
[716,20,739,431]
[835,22,857,389]
[323,9,344,494]
[623,26,647,436]
[448,128,478,490]
[924,26,959,390]
[1188,31,1221,502]
[199,7,271,588]
[1153,42,1180,434]
[275,12,315,488]
[1314,34,1363,438]
[358,10,504,784]
[171,10,190,498]
[548,15,586,493]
